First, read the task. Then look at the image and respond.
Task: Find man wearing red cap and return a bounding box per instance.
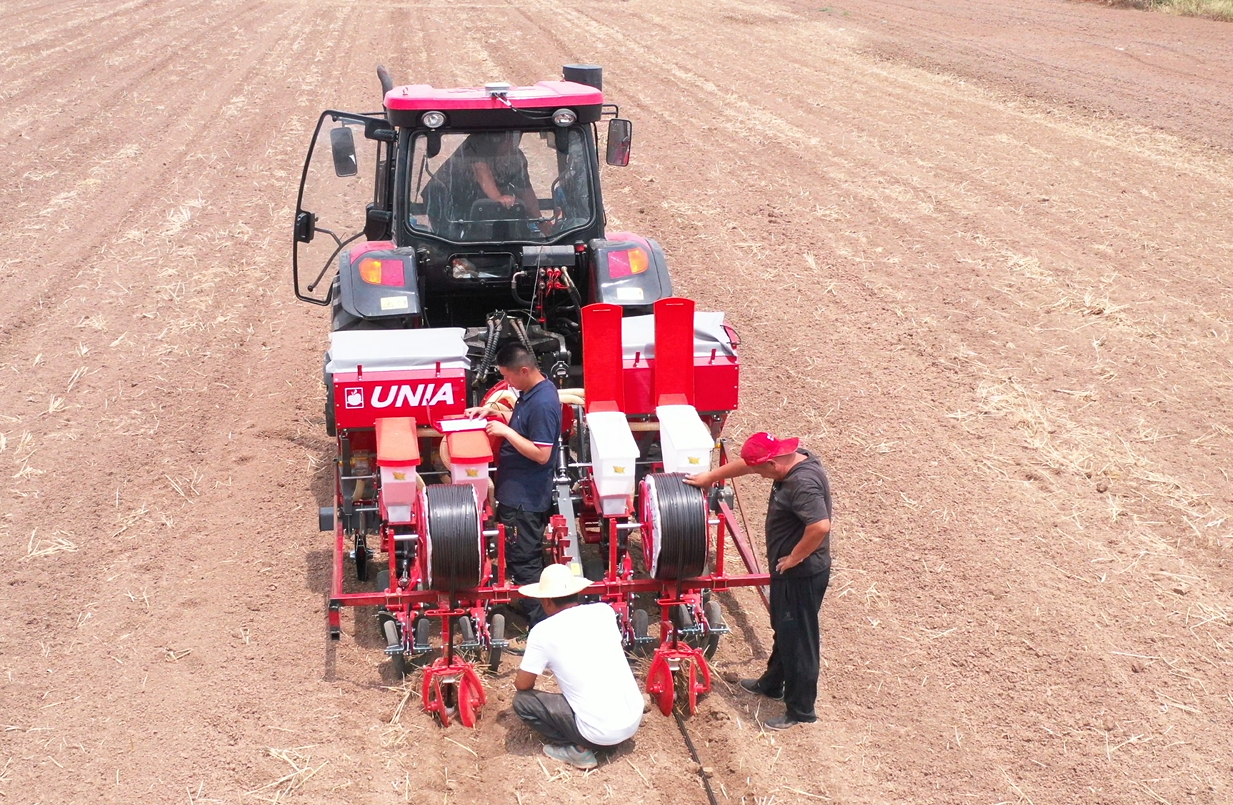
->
[686,431,832,730]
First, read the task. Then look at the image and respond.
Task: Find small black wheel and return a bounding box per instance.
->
[458,615,476,646]
[670,603,694,631]
[488,613,505,674]
[383,618,405,678]
[354,534,370,582]
[375,569,390,594]
[632,608,649,649]
[582,557,605,582]
[414,617,431,655]
[704,600,725,660]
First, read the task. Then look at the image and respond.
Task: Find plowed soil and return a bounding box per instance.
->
[3,0,1232,803]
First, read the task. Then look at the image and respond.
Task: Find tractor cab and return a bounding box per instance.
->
[292,65,666,399]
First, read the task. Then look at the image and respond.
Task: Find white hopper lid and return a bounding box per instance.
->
[620,311,735,360]
[325,328,470,374]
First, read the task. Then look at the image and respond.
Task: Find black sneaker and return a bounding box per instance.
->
[738,678,783,700]
[764,714,805,731]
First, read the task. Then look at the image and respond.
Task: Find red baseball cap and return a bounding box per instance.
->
[740,432,800,465]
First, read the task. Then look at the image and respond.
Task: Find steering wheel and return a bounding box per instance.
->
[468,198,527,222]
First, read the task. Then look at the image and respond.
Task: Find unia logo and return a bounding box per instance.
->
[371,383,456,409]
[344,387,365,409]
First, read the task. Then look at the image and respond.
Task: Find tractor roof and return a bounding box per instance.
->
[383,80,604,129]
[384,80,603,111]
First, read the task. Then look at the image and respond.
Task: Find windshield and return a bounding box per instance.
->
[407,128,594,243]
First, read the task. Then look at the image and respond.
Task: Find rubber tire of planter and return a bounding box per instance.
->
[383,618,405,678]
[704,600,725,660]
[488,613,505,674]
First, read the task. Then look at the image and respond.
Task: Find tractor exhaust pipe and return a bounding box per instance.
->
[376,64,395,97]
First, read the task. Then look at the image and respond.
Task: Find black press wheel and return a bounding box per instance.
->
[414,616,431,656]
[488,613,505,674]
[354,534,369,582]
[632,608,649,652]
[704,600,725,660]
[383,618,405,678]
[458,615,476,646]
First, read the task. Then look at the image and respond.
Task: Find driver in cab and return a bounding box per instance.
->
[425,131,542,234]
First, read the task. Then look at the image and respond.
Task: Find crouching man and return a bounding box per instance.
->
[513,564,644,770]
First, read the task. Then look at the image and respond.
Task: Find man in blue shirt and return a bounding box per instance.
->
[467,343,561,626]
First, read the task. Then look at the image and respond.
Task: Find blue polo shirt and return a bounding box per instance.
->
[495,378,560,511]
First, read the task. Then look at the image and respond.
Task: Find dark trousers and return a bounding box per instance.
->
[498,503,548,626]
[513,690,602,750]
[759,566,830,722]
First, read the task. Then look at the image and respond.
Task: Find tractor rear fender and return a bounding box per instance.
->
[588,233,672,314]
[336,243,422,325]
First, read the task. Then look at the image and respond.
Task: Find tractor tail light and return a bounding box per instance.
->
[607,247,649,279]
[358,258,406,286]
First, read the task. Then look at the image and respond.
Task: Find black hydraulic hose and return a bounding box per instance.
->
[473,311,503,388]
[424,485,482,591]
[560,266,584,311]
[648,474,708,580]
[511,317,534,353]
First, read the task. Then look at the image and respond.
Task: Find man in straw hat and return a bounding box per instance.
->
[512,563,644,769]
[686,431,833,730]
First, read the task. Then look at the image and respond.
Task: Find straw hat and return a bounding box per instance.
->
[518,563,592,599]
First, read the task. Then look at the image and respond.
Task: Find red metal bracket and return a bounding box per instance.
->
[646,645,712,716]
[422,657,487,728]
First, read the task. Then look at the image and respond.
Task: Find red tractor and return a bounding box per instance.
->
[293,64,769,726]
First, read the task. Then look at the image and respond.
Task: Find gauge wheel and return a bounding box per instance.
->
[383,618,405,678]
[704,600,725,660]
[488,613,505,674]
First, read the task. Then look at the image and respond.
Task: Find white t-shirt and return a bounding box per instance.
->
[520,603,644,746]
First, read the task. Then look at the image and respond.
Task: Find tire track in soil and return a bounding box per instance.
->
[0,0,296,349]
[0,6,370,802]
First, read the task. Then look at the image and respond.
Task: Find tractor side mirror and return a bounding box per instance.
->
[330,126,358,177]
[605,118,632,167]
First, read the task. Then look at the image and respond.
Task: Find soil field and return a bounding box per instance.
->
[2,0,1232,803]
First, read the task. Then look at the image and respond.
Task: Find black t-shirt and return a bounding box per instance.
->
[495,379,561,512]
[764,450,833,579]
[431,134,532,218]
